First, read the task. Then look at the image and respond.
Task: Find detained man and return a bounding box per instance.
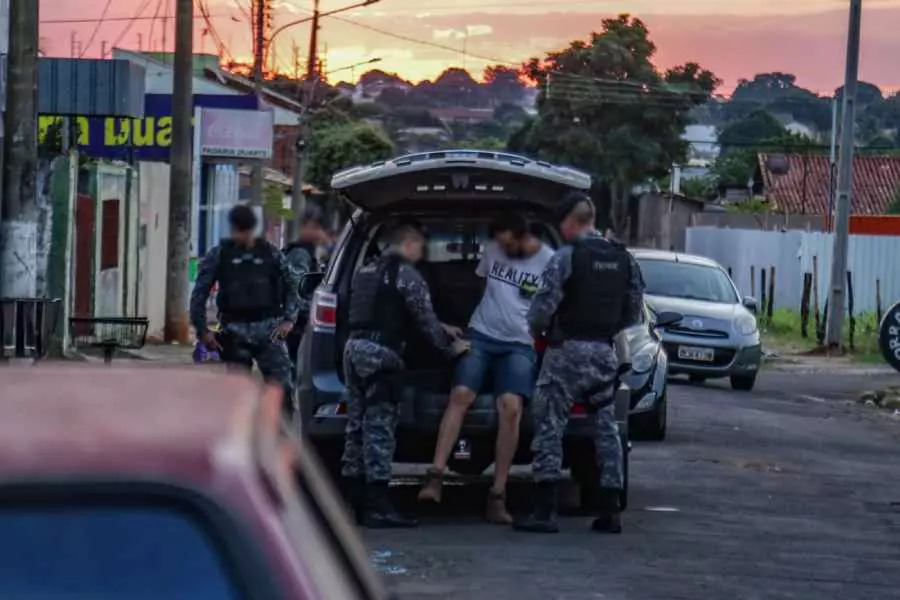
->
[417,213,555,524]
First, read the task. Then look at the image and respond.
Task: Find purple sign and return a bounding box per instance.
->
[199,107,273,159]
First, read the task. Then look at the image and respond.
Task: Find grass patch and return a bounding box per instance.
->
[759,308,882,362]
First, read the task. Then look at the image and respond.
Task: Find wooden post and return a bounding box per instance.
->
[818,300,828,346]
[846,270,855,351]
[766,266,775,324]
[800,272,812,338]
[750,266,756,302]
[760,268,767,326]
[812,256,820,335]
[876,278,882,324]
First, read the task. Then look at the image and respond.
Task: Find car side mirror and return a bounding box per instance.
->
[743,296,758,313]
[654,311,683,328]
[299,272,324,298]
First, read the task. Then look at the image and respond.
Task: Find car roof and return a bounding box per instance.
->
[0,366,267,485]
[629,248,724,269]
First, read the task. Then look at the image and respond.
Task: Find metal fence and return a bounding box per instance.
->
[685,227,900,315]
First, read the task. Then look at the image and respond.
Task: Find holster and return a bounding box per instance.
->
[583,380,617,412]
[362,369,403,408]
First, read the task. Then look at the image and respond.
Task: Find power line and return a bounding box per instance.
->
[231,0,251,21]
[323,13,519,66]
[148,0,163,52]
[109,0,156,51]
[78,0,114,57]
[40,13,231,25]
[197,0,233,60]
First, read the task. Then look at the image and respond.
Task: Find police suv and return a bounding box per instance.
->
[296,150,643,508]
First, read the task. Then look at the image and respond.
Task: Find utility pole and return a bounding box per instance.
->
[249,0,267,208]
[306,0,321,80]
[286,0,321,241]
[824,0,862,349]
[164,0,194,342]
[0,0,38,298]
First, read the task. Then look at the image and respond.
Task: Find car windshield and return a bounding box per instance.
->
[0,504,243,599]
[637,259,738,304]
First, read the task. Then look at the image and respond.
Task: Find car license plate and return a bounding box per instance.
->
[678,346,715,362]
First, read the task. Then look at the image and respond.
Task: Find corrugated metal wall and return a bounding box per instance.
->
[685,227,900,315]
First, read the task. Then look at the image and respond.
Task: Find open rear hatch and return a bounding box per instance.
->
[331,149,591,213]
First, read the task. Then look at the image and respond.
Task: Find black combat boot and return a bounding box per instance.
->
[590,488,623,534]
[340,477,365,525]
[512,481,559,533]
[363,482,419,529]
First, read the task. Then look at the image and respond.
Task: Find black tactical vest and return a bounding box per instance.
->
[554,236,631,341]
[217,239,282,322]
[347,255,409,352]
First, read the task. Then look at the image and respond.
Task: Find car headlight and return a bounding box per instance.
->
[734,314,758,336]
[630,347,655,374]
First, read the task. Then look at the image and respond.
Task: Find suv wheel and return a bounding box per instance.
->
[633,394,667,441]
[730,374,757,392]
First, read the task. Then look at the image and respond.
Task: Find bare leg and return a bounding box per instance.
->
[432,386,477,471]
[491,393,523,494]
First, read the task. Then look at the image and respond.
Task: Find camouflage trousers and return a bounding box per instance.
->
[218,318,296,414]
[531,340,623,489]
[341,339,404,483]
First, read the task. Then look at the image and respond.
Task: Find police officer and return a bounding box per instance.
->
[342,224,470,529]
[190,205,301,416]
[283,205,328,366]
[513,192,644,534]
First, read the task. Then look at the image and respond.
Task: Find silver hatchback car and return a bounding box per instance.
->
[631,249,762,391]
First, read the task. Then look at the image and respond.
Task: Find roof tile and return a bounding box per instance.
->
[757,153,900,215]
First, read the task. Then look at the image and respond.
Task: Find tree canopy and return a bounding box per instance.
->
[509,14,719,233]
[306,112,395,190]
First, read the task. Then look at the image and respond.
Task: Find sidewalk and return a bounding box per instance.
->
[762,348,897,376]
[67,342,197,365]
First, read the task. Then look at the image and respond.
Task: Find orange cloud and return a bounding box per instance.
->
[39,0,900,93]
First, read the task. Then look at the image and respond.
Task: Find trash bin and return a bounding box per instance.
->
[0,298,62,361]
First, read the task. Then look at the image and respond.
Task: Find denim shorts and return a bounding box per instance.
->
[452,328,538,400]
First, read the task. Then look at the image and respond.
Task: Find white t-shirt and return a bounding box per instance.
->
[468,240,555,345]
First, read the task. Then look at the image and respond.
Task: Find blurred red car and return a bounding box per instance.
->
[0,366,389,600]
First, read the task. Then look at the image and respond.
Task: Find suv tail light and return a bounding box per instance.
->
[311,289,337,331]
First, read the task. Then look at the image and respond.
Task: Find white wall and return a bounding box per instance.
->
[137,161,170,339]
[686,227,900,315]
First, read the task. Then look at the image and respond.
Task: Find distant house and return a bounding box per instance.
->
[682,124,719,162]
[632,192,717,251]
[756,153,900,215]
[430,107,494,125]
[358,71,411,100]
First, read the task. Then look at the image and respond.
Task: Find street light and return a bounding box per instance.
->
[326,57,382,81]
[267,0,381,70]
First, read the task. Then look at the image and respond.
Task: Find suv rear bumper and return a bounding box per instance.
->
[300,380,631,465]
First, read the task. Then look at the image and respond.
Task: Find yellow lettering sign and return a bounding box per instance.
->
[104,118,131,146]
[156,116,172,147]
[38,115,91,146]
[132,117,155,146]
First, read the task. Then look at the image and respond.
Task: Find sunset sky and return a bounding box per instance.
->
[38,0,900,94]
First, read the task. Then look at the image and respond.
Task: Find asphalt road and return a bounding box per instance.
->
[365,371,900,600]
